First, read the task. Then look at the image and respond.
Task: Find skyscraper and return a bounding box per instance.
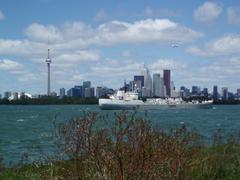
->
[96,87,103,98]
[153,73,163,97]
[222,87,228,101]
[46,49,52,96]
[134,75,144,88]
[59,88,65,99]
[83,81,91,97]
[163,69,171,97]
[141,66,152,97]
[213,85,218,101]
[67,86,83,97]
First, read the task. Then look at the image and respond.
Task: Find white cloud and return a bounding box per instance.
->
[25,23,63,43]
[0,59,23,71]
[0,19,202,59]
[0,10,5,20]
[94,19,203,45]
[56,50,99,63]
[194,2,222,23]
[187,34,240,57]
[227,7,240,25]
[148,59,187,71]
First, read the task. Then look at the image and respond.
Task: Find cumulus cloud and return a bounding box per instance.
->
[148,59,187,72]
[94,19,203,45]
[56,50,99,63]
[0,19,202,59]
[25,23,63,43]
[0,10,5,20]
[227,7,240,25]
[0,59,23,71]
[187,34,240,57]
[194,2,222,23]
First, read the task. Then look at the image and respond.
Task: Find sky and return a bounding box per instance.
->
[0,0,240,95]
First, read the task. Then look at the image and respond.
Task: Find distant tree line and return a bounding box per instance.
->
[0,96,98,105]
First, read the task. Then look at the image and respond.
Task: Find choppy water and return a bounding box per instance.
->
[0,105,239,165]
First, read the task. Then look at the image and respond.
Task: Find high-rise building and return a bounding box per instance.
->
[213,85,218,101]
[90,87,95,97]
[202,88,208,97]
[133,81,142,91]
[222,87,228,101]
[84,87,95,98]
[134,75,144,88]
[84,88,91,98]
[237,89,240,96]
[13,92,18,100]
[96,87,103,98]
[59,88,65,99]
[180,86,186,98]
[163,69,171,97]
[4,91,11,99]
[141,66,152,97]
[67,86,83,97]
[192,86,201,95]
[153,73,164,97]
[83,81,91,97]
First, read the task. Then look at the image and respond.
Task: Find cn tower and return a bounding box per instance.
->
[46,49,52,96]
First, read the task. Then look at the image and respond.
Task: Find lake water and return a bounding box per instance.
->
[0,105,239,165]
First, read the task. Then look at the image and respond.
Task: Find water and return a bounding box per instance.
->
[0,105,239,165]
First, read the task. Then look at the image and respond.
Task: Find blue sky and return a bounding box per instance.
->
[0,0,240,94]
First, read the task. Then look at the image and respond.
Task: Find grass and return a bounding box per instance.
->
[1,111,240,179]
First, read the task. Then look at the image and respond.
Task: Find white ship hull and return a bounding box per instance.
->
[99,99,213,110]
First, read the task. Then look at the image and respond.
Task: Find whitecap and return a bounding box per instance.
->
[17,119,24,122]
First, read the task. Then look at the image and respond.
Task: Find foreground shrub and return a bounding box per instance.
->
[54,111,201,179]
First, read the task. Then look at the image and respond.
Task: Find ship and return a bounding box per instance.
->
[98,90,213,110]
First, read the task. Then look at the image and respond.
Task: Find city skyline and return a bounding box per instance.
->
[0,0,240,94]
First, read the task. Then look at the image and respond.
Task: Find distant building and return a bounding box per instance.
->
[222,87,228,101]
[202,88,208,97]
[180,86,186,98]
[84,87,95,98]
[237,89,240,96]
[134,75,144,88]
[152,73,164,97]
[51,92,57,97]
[163,70,171,97]
[67,86,83,97]
[83,81,91,97]
[133,80,142,91]
[153,73,160,97]
[213,85,218,101]
[192,86,201,96]
[141,66,152,97]
[59,88,65,99]
[13,92,18,100]
[96,87,103,98]
[4,91,11,99]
